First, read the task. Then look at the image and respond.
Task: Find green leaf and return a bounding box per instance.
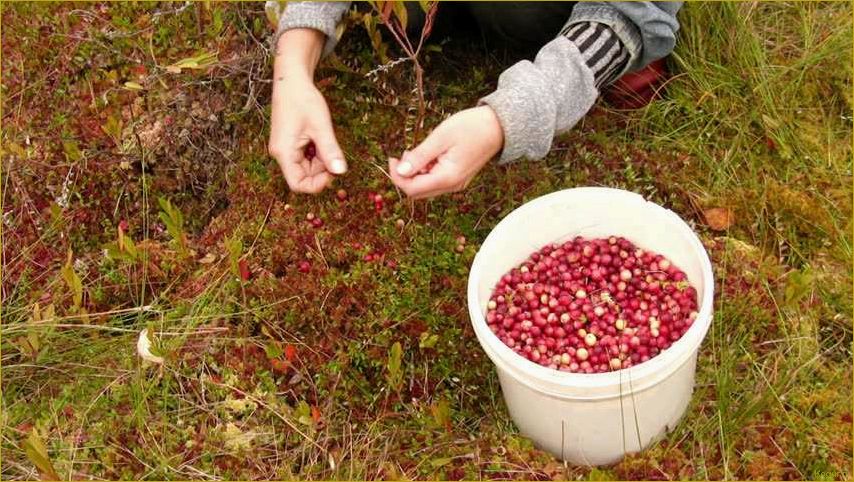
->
[226,235,244,279]
[49,203,63,228]
[264,342,283,360]
[103,242,132,263]
[784,268,814,309]
[210,7,223,36]
[430,399,451,429]
[587,467,616,481]
[26,330,41,356]
[167,51,218,73]
[295,400,313,426]
[5,141,27,158]
[13,336,33,360]
[123,81,144,90]
[386,341,403,391]
[418,331,438,349]
[391,1,407,32]
[430,457,453,468]
[22,428,60,480]
[123,234,138,259]
[60,256,83,310]
[158,197,188,257]
[62,140,82,162]
[101,114,123,147]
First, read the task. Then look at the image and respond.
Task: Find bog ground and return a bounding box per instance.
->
[1,2,851,480]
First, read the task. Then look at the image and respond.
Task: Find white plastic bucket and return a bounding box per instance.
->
[467,187,714,466]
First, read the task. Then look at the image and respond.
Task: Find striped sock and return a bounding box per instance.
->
[560,21,629,88]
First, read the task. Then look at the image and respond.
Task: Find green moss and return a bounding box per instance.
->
[2,1,851,479]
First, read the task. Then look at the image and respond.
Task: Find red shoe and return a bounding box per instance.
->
[604,58,668,109]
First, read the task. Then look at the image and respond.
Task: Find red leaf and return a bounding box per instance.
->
[311,405,321,423]
[316,76,335,89]
[16,422,33,433]
[270,358,289,374]
[765,136,777,151]
[238,259,251,281]
[284,344,297,363]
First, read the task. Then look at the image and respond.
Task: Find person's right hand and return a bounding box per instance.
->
[268,29,347,194]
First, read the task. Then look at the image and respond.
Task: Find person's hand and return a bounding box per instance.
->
[388,106,504,199]
[268,29,347,194]
[269,79,346,193]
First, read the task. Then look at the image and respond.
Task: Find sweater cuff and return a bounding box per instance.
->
[479,37,598,164]
[272,2,350,57]
[480,82,553,164]
[565,4,643,76]
[561,22,629,88]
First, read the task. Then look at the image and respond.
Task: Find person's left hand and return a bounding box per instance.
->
[389,106,504,200]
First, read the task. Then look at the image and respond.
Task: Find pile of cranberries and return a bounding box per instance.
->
[485,236,699,374]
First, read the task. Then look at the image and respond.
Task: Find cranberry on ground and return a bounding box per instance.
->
[485,236,698,374]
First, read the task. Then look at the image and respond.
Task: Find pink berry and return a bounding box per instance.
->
[487,236,696,373]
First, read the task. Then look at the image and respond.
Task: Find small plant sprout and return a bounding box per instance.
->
[157,197,189,258]
[366,1,439,139]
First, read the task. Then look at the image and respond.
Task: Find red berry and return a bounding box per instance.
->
[297,260,311,273]
[238,259,251,281]
[284,344,297,362]
[304,142,316,160]
[485,236,697,373]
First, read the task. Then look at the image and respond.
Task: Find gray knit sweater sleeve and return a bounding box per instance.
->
[273,1,351,56]
[480,2,681,163]
[479,38,600,163]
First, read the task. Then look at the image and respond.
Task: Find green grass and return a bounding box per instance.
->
[2,1,851,480]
